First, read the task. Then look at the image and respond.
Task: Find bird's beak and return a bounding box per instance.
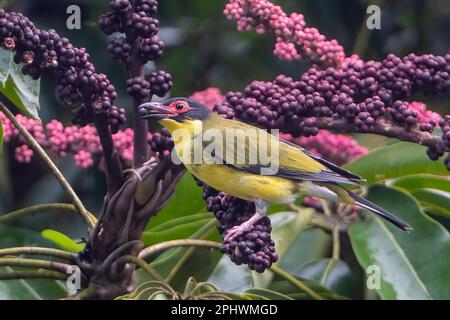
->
[138,102,176,120]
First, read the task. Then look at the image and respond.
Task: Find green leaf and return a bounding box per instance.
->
[9,62,40,118]
[268,276,348,300]
[41,229,84,253]
[390,174,450,193]
[293,258,355,298]
[0,225,69,299]
[142,213,213,246]
[348,185,450,300]
[410,188,450,219]
[208,254,254,293]
[345,142,449,184]
[389,174,450,218]
[0,76,26,115]
[145,173,205,230]
[243,288,293,300]
[0,50,11,84]
[278,228,330,273]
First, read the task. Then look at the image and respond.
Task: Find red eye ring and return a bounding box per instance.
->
[170,100,191,114]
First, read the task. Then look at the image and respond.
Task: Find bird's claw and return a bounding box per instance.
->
[223,220,254,242]
[223,211,266,242]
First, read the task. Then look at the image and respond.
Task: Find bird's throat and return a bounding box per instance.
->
[158,118,202,135]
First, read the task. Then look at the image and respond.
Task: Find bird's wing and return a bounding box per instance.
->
[202,115,363,186]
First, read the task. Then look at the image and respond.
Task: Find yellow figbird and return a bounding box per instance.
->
[138,97,411,241]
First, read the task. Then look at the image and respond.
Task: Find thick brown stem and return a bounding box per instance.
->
[94,114,124,196]
[129,39,150,168]
[80,158,185,299]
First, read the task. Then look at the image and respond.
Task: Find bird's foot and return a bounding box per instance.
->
[224,212,265,242]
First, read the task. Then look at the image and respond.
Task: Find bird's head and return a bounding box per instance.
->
[138,98,210,122]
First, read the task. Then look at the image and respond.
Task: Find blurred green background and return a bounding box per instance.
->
[0,0,449,237]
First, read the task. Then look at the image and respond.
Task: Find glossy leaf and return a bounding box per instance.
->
[349,185,450,300]
[345,142,449,184]
[41,229,84,253]
[410,188,450,219]
[0,225,69,299]
[243,288,293,300]
[208,254,254,293]
[390,174,450,193]
[278,228,330,273]
[142,213,213,246]
[293,258,355,298]
[0,50,11,84]
[9,62,40,119]
[389,174,450,218]
[269,277,348,300]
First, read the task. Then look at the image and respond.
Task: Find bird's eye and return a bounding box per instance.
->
[176,103,184,110]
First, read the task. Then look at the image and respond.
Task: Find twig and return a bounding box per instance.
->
[0,257,73,274]
[0,203,95,224]
[94,114,124,196]
[165,225,218,283]
[269,265,324,300]
[332,225,340,260]
[99,240,142,272]
[319,199,340,259]
[0,246,77,262]
[138,239,222,260]
[66,287,97,300]
[116,255,165,282]
[0,269,68,280]
[0,96,95,232]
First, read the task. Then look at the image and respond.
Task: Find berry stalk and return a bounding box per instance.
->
[100,0,173,167]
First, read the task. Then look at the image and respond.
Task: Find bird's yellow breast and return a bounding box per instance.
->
[186,162,296,203]
[159,118,297,203]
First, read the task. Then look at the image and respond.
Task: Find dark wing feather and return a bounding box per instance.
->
[281,138,364,181]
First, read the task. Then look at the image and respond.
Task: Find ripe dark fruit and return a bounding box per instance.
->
[200,182,278,272]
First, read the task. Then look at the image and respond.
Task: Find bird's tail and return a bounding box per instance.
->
[347,190,413,231]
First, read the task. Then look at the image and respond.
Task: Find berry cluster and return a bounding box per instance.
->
[0,10,124,133]
[100,0,171,103]
[199,181,278,272]
[224,0,345,67]
[108,105,127,134]
[126,76,151,100]
[146,70,173,97]
[213,52,450,169]
[148,127,172,158]
[107,36,131,64]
